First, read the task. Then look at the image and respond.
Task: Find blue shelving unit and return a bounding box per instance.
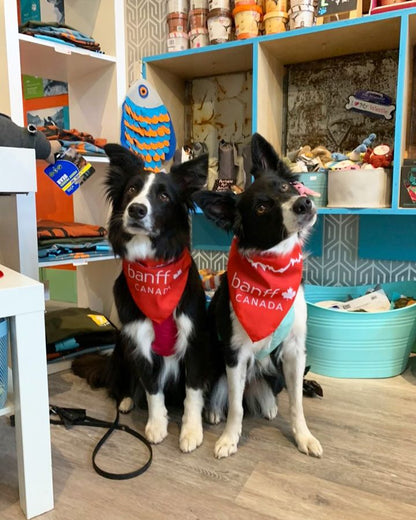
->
[143,10,416,257]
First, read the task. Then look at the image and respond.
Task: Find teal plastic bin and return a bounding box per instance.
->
[298,172,328,207]
[304,281,416,378]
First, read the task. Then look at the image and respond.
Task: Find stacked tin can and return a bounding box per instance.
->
[207,0,233,44]
[263,0,288,34]
[167,0,189,52]
[288,0,316,30]
[189,0,209,48]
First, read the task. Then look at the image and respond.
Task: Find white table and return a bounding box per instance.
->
[0,264,53,518]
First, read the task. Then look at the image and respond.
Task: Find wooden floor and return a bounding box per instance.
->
[1,357,416,520]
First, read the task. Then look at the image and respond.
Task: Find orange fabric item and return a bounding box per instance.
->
[37,220,107,241]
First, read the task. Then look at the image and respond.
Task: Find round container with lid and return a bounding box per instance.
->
[190,0,208,7]
[189,8,208,29]
[189,27,209,47]
[207,8,233,43]
[288,4,315,30]
[167,31,189,52]
[208,0,230,10]
[263,10,287,33]
[265,0,287,12]
[232,4,262,39]
[167,12,188,33]
[167,0,189,14]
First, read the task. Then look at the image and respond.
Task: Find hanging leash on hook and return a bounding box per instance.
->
[49,405,153,480]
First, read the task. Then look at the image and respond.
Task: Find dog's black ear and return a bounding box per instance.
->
[104,144,144,204]
[251,133,290,181]
[193,190,237,231]
[170,154,208,205]
[104,144,144,173]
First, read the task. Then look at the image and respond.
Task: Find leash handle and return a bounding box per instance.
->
[50,405,153,480]
[91,409,153,480]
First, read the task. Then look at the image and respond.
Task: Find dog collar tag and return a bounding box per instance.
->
[227,238,303,343]
[123,248,192,324]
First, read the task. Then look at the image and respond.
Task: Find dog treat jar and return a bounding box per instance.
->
[263,10,287,33]
[232,3,262,39]
[207,8,233,43]
[167,31,189,51]
[189,27,209,47]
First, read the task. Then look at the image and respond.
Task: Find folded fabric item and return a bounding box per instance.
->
[37,121,107,148]
[34,34,76,47]
[45,307,117,354]
[20,21,101,52]
[61,141,106,155]
[37,220,107,242]
[38,240,112,261]
[47,343,113,362]
[38,236,110,247]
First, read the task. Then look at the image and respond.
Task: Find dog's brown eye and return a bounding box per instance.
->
[280,183,289,192]
[256,204,268,215]
[127,186,137,195]
[159,192,170,202]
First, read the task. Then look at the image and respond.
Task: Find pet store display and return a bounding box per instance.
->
[285,133,395,209]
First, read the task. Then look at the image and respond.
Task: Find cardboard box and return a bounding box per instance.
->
[327,168,392,208]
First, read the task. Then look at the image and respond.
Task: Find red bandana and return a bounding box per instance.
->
[227,238,303,343]
[123,249,192,356]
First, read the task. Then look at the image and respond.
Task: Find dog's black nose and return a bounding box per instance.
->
[128,203,147,219]
[293,197,313,215]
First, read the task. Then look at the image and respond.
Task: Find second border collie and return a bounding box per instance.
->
[194,133,323,459]
[73,144,210,453]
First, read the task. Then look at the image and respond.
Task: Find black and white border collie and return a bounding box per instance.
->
[193,133,323,459]
[73,144,210,453]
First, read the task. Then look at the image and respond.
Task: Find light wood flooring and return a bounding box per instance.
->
[1,356,416,520]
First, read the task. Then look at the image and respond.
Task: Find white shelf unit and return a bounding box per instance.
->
[0,264,53,519]
[0,0,126,320]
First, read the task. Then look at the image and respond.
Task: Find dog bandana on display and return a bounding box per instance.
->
[123,248,192,356]
[227,238,303,343]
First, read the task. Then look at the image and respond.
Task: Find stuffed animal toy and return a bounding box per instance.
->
[0,113,61,163]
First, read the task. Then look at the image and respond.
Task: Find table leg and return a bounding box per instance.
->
[10,311,54,519]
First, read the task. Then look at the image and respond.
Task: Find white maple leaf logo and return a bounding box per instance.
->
[282,287,296,300]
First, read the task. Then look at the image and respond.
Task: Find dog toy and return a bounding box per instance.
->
[291,181,321,198]
[0,113,61,163]
[120,79,176,172]
[363,144,393,168]
[348,133,376,161]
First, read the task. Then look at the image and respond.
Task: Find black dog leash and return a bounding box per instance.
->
[49,405,153,479]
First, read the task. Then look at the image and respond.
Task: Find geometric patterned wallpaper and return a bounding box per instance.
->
[193,215,416,287]
[124,1,416,287]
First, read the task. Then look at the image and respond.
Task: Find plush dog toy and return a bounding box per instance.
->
[0,113,61,163]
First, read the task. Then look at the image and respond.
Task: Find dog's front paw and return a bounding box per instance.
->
[118,397,134,414]
[179,424,203,453]
[295,432,323,458]
[145,417,168,444]
[214,432,240,459]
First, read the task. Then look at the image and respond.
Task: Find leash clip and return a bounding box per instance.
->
[49,405,87,428]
